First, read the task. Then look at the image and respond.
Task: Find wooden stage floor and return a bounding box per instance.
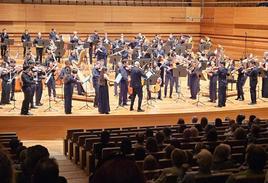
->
[1,76,268,140]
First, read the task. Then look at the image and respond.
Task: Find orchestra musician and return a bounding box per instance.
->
[217,61,228,107]
[33,32,44,64]
[85,33,94,64]
[28,60,38,109]
[0,28,9,59]
[68,50,78,65]
[70,31,80,48]
[23,51,35,67]
[64,67,79,114]
[34,61,46,106]
[130,61,147,112]
[21,29,31,58]
[206,60,218,103]
[46,61,57,101]
[261,52,268,98]
[0,62,12,105]
[98,67,110,114]
[162,59,174,98]
[49,28,58,42]
[246,60,259,105]
[188,60,201,100]
[236,60,248,101]
[95,42,108,66]
[20,65,36,115]
[9,59,18,102]
[92,61,101,108]
[118,60,129,106]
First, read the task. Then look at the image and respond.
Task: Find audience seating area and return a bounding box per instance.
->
[63,116,268,183]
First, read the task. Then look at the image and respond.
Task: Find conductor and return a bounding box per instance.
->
[130,61,147,112]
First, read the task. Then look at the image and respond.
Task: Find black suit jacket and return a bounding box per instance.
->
[130,66,146,88]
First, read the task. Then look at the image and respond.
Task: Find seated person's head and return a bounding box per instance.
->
[249,115,256,123]
[250,124,260,137]
[32,158,60,183]
[136,133,145,145]
[236,114,246,125]
[100,131,110,144]
[92,156,145,183]
[134,147,146,161]
[190,127,199,138]
[120,138,132,155]
[191,116,199,124]
[170,138,181,149]
[213,144,231,162]
[246,144,266,172]
[171,149,186,168]
[196,149,213,174]
[0,150,13,183]
[215,118,222,127]
[164,145,175,159]
[145,129,154,138]
[207,129,218,142]
[143,155,159,170]
[23,145,50,175]
[155,132,165,145]
[234,127,246,140]
[178,124,187,133]
[183,128,192,139]
[200,117,208,129]
[177,118,185,125]
[146,137,158,153]
[163,128,172,140]
[194,142,206,155]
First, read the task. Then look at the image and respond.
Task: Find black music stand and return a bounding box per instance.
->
[23,41,32,48]
[44,97,58,112]
[143,72,157,109]
[5,39,14,52]
[79,76,94,110]
[8,79,20,112]
[173,66,187,103]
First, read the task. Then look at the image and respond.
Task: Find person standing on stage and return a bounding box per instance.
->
[261,52,268,98]
[95,42,108,66]
[9,59,17,102]
[34,61,46,106]
[217,61,228,107]
[207,61,218,103]
[21,29,31,58]
[118,60,129,106]
[130,61,147,112]
[46,61,57,101]
[162,59,174,98]
[0,28,9,59]
[70,31,80,46]
[64,67,78,114]
[247,61,259,105]
[98,67,110,114]
[0,62,12,105]
[188,61,201,100]
[33,32,44,64]
[236,61,247,101]
[20,65,35,115]
[92,61,101,108]
[49,28,58,42]
[29,60,37,109]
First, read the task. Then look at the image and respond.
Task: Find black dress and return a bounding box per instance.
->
[98,78,110,114]
[262,65,268,98]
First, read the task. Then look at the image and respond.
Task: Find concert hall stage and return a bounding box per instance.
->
[1,94,268,140]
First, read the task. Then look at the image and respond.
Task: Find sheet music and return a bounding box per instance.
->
[115,73,122,84]
[146,71,153,79]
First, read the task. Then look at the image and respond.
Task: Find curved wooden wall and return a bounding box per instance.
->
[201,7,268,59]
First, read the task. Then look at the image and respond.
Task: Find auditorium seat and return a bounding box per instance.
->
[194,172,231,183]
[233,175,265,183]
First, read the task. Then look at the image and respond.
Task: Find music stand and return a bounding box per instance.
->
[5,39,14,52]
[192,71,206,107]
[173,66,187,103]
[8,78,20,112]
[79,76,94,110]
[143,71,157,109]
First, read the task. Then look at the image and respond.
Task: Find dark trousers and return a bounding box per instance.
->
[30,85,35,107]
[76,83,84,95]
[1,45,7,58]
[164,74,174,97]
[64,86,73,114]
[237,78,245,99]
[21,87,32,115]
[47,79,56,98]
[93,84,99,107]
[35,81,43,105]
[35,48,43,64]
[89,48,93,64]
[23,46,27,58]
[250,83,257,103]
[218,84,227,107]
[119,80,128,105]
[173,76,179,93]
[114,82,118,96]
[130,86,143,110]
[209,79,217,101]
[10,79,15,100]
[1,80,11,104]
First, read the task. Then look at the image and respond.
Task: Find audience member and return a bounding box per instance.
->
[156,132,165,149]
[236,114,246,125]
[212,144,234,171]
[146,137,158,153]
[191,116,198,124]
[200,117,208,129]
[215,118,223,127]
[143,155,159,171]
[163,144,175,159]
[146,129,154,138]
[233,127,247,140]
[177,118,185,125]
[163,128,172,142]
[189,127,199,138]
[134,147,146,161]
[134,132,145,149]
[120,137,133,156]
[0,150,13,183]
